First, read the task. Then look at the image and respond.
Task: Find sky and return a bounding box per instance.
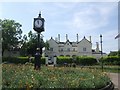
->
[0,1,119,54]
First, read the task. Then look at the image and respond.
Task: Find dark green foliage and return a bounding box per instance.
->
[57,57,73,65]
[2,57,45,64]
[76,56,97,65]
[0,19,22,56]
[20,31,45,56]
[100,56,120,65]
[57,56,97,65]
[108,51,118,56]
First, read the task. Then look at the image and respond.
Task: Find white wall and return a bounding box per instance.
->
[64,41,72,52]
[77,38,92,56]
[45,37,107,58]
[48,38,58,55]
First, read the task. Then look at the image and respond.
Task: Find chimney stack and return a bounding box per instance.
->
[77,34,79,42]
[58,34,60,42]
[89,36,91,43]
[96,42,99,53]
[66,34,68,41]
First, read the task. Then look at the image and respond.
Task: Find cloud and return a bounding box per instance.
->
[53,2,78,9]
[64,3,117,35]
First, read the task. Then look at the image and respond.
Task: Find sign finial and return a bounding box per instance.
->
[38,11,41,18]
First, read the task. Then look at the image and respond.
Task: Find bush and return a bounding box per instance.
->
[76,56,97,65]
[100,56,120,65]
[56,56,97,66]
[57,56,73,65]
[2,57,45,64]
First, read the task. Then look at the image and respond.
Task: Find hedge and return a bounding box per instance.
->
[100,56,120,65]
[2,56,98,65]
[2,57,45,64]
[76,56,97,65]
[57,57,73,65]
[57,56,97,66]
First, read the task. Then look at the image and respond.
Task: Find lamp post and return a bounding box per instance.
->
[33,12,45,70]
[100,34,103,72]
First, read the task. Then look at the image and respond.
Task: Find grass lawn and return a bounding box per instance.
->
[2,63,111,89]
[82,65,120,73]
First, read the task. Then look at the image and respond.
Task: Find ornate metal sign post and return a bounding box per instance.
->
[33,12,45,70]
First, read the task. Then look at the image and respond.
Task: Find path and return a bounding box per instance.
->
[107,73,120,90]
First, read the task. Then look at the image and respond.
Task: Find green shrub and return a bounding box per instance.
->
[2,57,28,64]
[101,56,120,65]
[2,57,45,64]
[56,56,97,66]
[76,56,97,65]
[57,56,73,65]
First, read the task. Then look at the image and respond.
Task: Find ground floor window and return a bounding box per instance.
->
[50,48,53,51]
[83,47,87,51]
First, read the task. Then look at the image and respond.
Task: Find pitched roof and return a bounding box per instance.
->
[78,36,92,44]
[49,36,91,45]
[49,37,58,44]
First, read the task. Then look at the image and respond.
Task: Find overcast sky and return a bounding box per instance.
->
[0,1,119,53]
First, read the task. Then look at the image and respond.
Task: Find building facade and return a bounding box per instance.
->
[44,34,107,61]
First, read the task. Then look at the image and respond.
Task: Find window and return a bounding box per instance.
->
[83,47,86,51]
[67,48,70,52]
[50,48,53,51]
[60,48,63,52]
[73,48,76,52]
[59,48,63,52]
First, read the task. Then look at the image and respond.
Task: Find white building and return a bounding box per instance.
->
[44,34,107,61]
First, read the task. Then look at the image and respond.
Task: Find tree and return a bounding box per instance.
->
[0,19,22,56]
[20,34,28,56]
[45,40,49,50]
[27,31,38,56]
[20,31,45,56]
[108,51,120,56]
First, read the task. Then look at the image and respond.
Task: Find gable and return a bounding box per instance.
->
[65,41,71,45]
[48,38,58,46]
[78,37,92,45]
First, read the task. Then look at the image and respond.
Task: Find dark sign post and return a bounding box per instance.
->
[33,12,45,70]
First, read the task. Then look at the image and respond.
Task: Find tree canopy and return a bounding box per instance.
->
[0,19,22,55]
[20,30,45,56]
[1,19,47,57]
[108,50,120,56]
